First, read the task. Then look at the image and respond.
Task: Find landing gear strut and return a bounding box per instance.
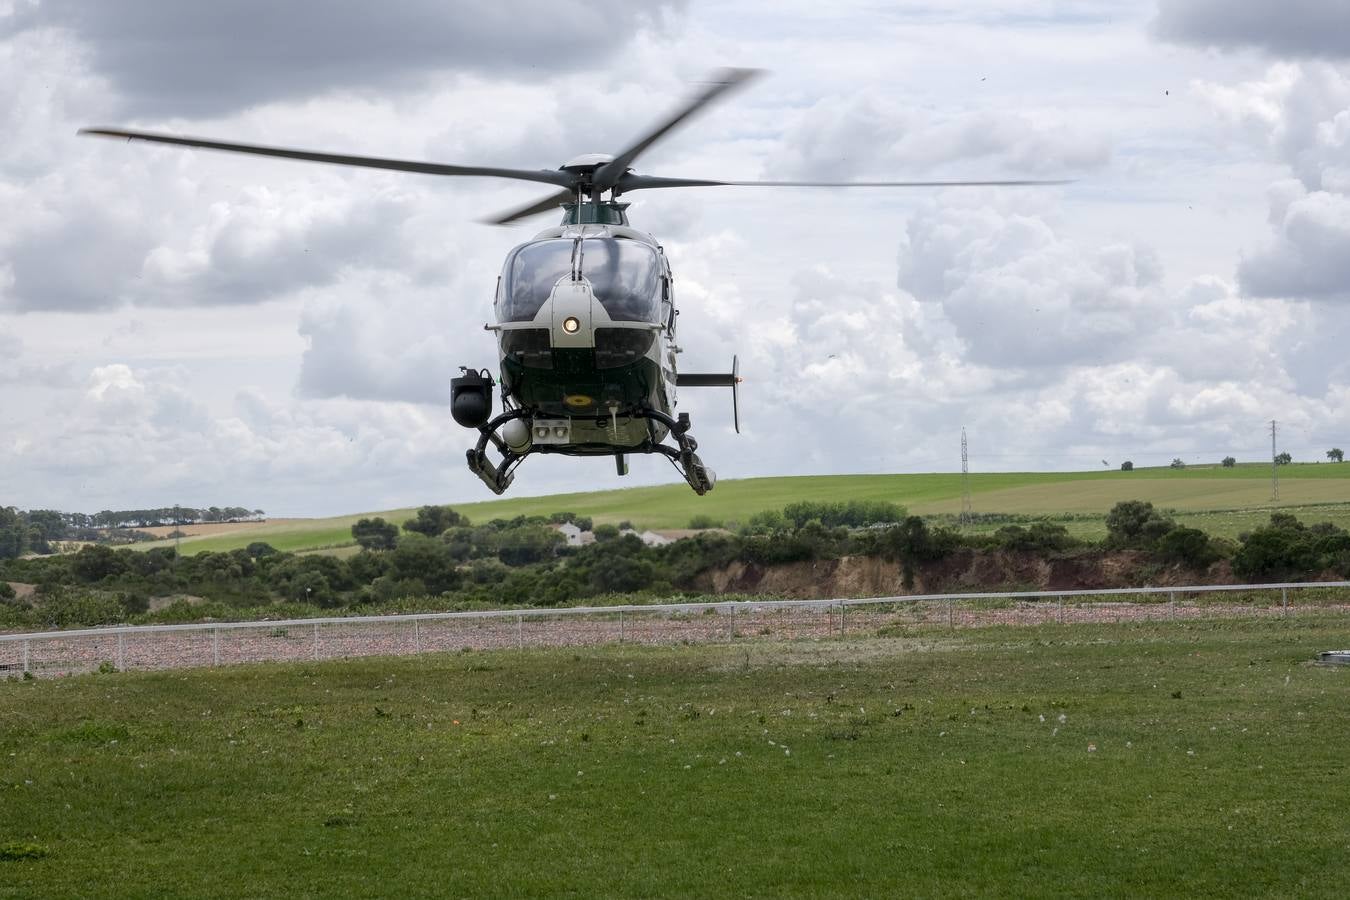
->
[464,407,716,496]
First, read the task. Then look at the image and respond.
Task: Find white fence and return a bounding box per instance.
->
[2,581,1348,678]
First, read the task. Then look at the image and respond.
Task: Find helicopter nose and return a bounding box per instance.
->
[549,281,595,348]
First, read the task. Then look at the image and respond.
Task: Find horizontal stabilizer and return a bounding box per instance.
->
[676,355,741,433]
[676,373,737,387]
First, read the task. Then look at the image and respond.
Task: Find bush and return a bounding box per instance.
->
[1170,458,1186,469]
[35,588,126,628]
[1156,526,1219,569]
[1221,456,1236,468]
[742,509,788,534]
[1105,501,1175,548]
[688,514,723,529]
[1229,514,1347,581]
[994,522,1076,553]
[782,500,907,529]
[0,581,14,601]
[71,544,129,582]
[1120,461,1134,471]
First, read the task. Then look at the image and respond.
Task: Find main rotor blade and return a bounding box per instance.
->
[590,68,762,192]
[79,128,575,189]
[617,173,1074,191]
[484,188,575,226]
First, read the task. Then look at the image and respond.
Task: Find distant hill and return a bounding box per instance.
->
[132,463,1350,557]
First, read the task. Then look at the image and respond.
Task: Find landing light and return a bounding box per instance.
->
[553,426,568,438]
[562,316,580,334]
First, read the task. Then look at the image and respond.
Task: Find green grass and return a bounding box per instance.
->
[140,462,1350,556]
[2,618,1348,897]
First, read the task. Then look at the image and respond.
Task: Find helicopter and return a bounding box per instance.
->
[82,69,1063,495]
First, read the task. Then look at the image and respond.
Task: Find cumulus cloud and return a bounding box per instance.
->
[1193,64,1350,302]
[766,92,1109,181]
[0,362,467,513]
[1153,0,1350,59]
[295,271,481,406]
[897,197,1166,369]
[3,0,683,116]
[1239,185,1350,300]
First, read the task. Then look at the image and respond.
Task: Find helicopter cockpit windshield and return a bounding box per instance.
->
[500,238,662,323]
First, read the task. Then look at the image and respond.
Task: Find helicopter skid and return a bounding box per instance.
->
[466,407,715,495]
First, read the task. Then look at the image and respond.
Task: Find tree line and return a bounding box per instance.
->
[3,500,1349,631]
[0,506,266,560]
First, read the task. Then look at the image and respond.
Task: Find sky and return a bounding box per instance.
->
[1,0,1348,516]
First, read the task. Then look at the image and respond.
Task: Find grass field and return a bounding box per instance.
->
[140,463,1350,556]
[2,619,1347,896]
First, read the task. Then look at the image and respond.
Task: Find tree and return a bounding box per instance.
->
[1120,461,1134,471]
[388,534,461,594]
[1328,448,1344,463]
[495,525,564,566]
[351,517,399,551]
[71,545,129,582]
[1221,456,1236,468]
[887,516,955,590]
[402,505,466,538]
[1275,452,1292,465]
[1105,500,1175,548]
[1170,458,1186,469]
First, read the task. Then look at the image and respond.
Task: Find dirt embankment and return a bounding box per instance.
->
[691,549,1245,599]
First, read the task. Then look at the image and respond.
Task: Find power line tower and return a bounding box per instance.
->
[960,427,973,524]
[1270,419,1279,503]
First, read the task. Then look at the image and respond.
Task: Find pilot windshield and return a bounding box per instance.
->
[500,238,661,323]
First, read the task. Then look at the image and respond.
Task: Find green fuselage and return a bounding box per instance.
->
[501,351,665,420]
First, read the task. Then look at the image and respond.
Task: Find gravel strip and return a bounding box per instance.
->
[2,600,1346,679]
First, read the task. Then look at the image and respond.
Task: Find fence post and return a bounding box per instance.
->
[839,602,847,637]
[947,598,954,629]
[1169,591,1176,621]
[1057,599,1064,625]
[22,639,30,676]
[212,628,220,667]
[312,623,319,660]
[1281,587,1289,616]
[728,604,735,642]
[117,632,125,671]
[516,615,524,650]
[414,620,421,655]
[618,610,625,643]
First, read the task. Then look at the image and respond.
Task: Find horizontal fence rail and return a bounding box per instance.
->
[2,581,1348,678]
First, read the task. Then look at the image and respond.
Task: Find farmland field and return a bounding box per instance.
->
[138,463,1350,556]
[1,618,1346,897]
